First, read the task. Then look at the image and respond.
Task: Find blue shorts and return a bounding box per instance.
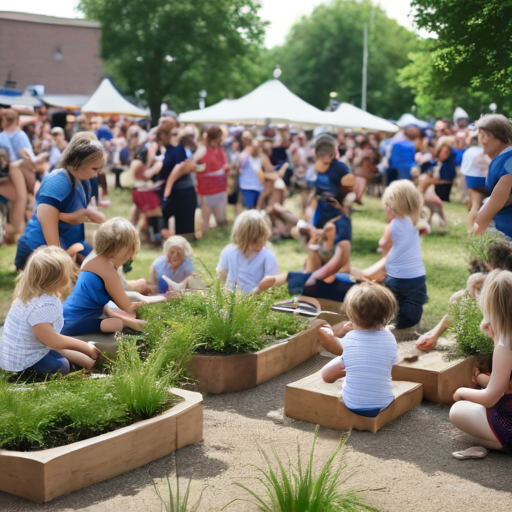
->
[287,272,355,302]
[385,275,428,329]
[62,316,104,336]
[465,176,487,190]
[27,350,70,375]
[347,407,382,418]
[241,189,261,209]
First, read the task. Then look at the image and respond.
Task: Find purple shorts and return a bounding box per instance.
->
[487,393,512,452]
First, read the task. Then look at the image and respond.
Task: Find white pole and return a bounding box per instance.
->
[362,22,368,112]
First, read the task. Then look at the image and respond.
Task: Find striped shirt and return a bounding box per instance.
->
[340,328,399,410]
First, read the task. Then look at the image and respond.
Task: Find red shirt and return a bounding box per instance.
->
[196,146,227,196]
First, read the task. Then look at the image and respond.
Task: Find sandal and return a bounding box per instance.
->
[452,446,488,460]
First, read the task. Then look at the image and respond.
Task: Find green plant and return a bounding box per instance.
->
[466,230,508,265]
[155,477,201,512]
[449,295,494,357]
[231,426,376,512]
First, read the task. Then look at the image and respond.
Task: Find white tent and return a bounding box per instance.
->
[180,80,327,128]
[321,103,398,133]
[43,94,90,109]
[81,79,148,117]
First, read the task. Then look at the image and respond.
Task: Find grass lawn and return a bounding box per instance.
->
[0,188,471,330]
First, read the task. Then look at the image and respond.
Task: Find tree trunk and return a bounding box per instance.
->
[148,94,161,127]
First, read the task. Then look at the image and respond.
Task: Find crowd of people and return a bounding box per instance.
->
[1,103,512,460]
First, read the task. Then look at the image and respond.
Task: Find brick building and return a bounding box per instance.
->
[0,11,102,95]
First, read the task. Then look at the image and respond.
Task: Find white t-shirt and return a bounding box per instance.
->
[460,146,489,177]
[217,245,279,294]
[340,328,399,410]
[0,294,64,372]
[386,217,425,279]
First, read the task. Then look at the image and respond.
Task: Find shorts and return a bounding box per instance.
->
[487,393,512,452]
[435,183,452,202]
[61,316,104,336]
[132,189,161,213]
[241,189,261,209]
[27,350,70,375]
[287,272,355,302]
[384,275,428,329]
[465,176,487,190]
[346,407,382,418]
[202,191,228,216]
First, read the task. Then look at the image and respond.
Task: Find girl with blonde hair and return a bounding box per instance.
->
[15,132,106,270]
[450,270,512,459]
[217,209,278,294]
[62,217,146,335]
[0,246,101,375]
[381,179,427,329]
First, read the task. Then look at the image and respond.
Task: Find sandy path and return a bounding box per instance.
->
[1,354,511,512]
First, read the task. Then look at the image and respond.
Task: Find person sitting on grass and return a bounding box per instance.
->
[217,209,279,294]
[62,217,147,336]
[318,282,399,418]
[0,246,101,376]
[147,235,195,294]
[450,270,512,459]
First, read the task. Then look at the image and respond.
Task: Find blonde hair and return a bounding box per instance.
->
[57,131,106,170]
[479,270,512,347]
[344,282,397,330]
[382,179,423,225]
[231,210,271,257]
[14,246,78,304]
[163,235,193,259]
[94,217,140,261]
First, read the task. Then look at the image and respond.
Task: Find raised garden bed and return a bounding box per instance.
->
[391,339,491,405]
[0,388,202,503]
[188,319,325,394]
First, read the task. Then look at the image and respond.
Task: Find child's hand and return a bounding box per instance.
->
[320,325,334,337]
[131,301,146,310]
[87,208,106,224]
[472,367,481,385]
[87,342,102,361]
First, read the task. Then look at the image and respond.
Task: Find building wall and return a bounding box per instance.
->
[0,17,102,95]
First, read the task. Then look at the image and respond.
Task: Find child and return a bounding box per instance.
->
[450,270,512,459]
[382,180,428,329]
[0,246,101,375]
[62,217,146,336]
[147,235,195,293]
[319,282,399,418]
[217,209,279,294]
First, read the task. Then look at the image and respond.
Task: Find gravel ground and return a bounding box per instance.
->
[2,354,511,512]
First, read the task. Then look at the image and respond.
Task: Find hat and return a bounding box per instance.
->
[50,126,64,135]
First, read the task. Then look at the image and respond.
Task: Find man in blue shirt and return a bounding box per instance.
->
[388,125,421,182]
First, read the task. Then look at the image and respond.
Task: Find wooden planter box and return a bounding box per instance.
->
[391,340,492,405]
[187,319,324,394]
[315,298,347,324]
[0,389,203,503]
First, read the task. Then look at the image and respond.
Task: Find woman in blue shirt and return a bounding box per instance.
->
[15,134,106,270]
[474,114,512,239]
[419,139,457,202]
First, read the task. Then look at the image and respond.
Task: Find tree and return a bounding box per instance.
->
[271,0,419,119]
[78,0,266,123]
[412,0,512,104]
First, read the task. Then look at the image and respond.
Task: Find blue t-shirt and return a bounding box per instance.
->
[453,148,466,167]
[96,125,113,142]
[0,132,16,161]
[6,130,33,159]
[439,152,457,181]
[159,143,193,189]
[486,147,512,238]
[18,169,91,251]
[313,159,350,228]
[389,139,416,180]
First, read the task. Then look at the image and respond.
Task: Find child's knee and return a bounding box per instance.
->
[58,357,71,375]
[101,317,123,333]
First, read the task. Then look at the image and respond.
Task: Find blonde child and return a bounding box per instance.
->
[0,247,101,375]
[62,217,146,336]
[450,270,512,459]
[147,235,195,293]
[217,209,279,294]
[319,282,399,418]
[381,180,427,329]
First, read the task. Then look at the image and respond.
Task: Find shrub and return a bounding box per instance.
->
[232,426,376,512]
[449,295,494,357]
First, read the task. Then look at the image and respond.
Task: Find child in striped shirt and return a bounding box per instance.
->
[319,282,399,418]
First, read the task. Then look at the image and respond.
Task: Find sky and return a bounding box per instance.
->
[0,0,419,48]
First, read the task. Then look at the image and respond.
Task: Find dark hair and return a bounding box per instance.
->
[315,135,337,158]
[468,258,489,275]
[488,241,512,272]
[206,125,223,143]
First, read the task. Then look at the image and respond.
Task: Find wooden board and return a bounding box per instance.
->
[315,298,348,324]
[391,339,490,405]
[0,389,202,503]
[285,371,423,433]
[187,320,324,394]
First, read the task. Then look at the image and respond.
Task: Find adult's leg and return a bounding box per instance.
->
[173,187,198,241]
[212,192,228,227]
[450,401,502,450]
[7,164,27,236]
[201,196,212,235]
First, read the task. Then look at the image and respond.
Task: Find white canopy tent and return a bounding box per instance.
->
[0,94,41,107]
[81,79,148,117]
[180,80,327,129]
[43,94,90,110]
[321,103,398,133]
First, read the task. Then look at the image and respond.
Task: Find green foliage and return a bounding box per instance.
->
[449,295,494,357]
[78,0,267,121]
[411,0,512,115]
[272,0,418,118]
[466,230,509,264]
[155,478,201,512]
[233,425,376,512]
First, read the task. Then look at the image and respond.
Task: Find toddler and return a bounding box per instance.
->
[0,246,101,375]
[320,282,399,418]
[62,217,146,335]
[147,235,195,293]
[382,180,427,329]
[217,209,279,294]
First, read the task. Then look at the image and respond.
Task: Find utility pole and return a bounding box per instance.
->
[362,22,368,112]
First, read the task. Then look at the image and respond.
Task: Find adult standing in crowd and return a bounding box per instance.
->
[474,114,512,239]
[387,124,420,184]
